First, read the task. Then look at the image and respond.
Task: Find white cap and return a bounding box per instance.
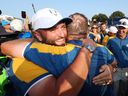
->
[108,26,118,33]
[32,8,72,31]
[117,18,128,28]
[10,19,23,31]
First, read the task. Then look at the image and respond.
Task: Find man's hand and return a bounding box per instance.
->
[92,65,112,85]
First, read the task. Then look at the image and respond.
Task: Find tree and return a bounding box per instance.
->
[92,13,108,23]
[109,11,125,19]
[92,14,99,23]
[98,13,108,22]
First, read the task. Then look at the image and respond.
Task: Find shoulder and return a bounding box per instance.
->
[96,44,108,51]
[68,40,83,46]
[109,36,116,40]
[27,42,78,55]
[88,32,94,36]
[1,38,33,58]
[107,36,117,43]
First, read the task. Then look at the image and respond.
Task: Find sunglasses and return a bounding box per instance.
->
[92,27,98,29]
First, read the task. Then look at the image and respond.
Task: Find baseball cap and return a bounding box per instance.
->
[32,8,72,31]
[108,26,118,33]
[10,19,23,31]
[117,18,128,28]
[1,20,10,26]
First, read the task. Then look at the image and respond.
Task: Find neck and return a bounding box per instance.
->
[117,34,127,39]
[68,34,85,41]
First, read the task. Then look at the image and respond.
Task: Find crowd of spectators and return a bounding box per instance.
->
[0,8,128,96]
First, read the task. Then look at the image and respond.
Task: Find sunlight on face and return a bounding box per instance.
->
[118,26,127,39]
[37,23,67,46]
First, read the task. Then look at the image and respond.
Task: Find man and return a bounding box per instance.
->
[1,8,90,96]
[102,26,118,46]
[67,13,117,96]
[107,18,128,96]
[2,9,116,96]
[100,22,108,43]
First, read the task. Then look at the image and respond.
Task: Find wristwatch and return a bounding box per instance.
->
[84,44,95,52]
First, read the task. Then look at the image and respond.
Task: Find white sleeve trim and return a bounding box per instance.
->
[22,42,31,57]
[24,74,53,96]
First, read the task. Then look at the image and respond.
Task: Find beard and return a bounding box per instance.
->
[46,38,66,46]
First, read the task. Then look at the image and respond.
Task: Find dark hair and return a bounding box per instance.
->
[100,22,107,26]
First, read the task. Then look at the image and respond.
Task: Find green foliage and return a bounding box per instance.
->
[0,69,8,96]
[92,14,99,22]
[91,11,126,23]
[92,13,108,23]
[109,11,125,19]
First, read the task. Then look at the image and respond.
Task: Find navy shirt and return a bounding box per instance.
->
[107,35,128,68]
[79,44,115,96]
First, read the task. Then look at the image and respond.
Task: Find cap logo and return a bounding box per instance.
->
[121,22,127,25]
[49,9,58,16]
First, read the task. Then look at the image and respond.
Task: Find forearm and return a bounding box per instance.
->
[108,58,117,73]
[93,59,117,85]
[28,47,90,96]
[55,47,90,96]
[1,38,33,57]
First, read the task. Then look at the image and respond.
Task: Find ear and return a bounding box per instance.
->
[33,31,43,42]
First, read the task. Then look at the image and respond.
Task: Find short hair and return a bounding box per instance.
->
[67,13,88,34]
[100,22,107,26]
[91,23,99,29]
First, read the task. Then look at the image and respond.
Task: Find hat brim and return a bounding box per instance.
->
[2,22,10,26]
[46,17,72,29]
[35,17,72,30]
[117,25,128,29]
[59,17,72,25]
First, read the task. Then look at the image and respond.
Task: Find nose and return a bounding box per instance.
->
[57,27,66,37]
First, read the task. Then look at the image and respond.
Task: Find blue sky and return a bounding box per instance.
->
[0,0,128,20]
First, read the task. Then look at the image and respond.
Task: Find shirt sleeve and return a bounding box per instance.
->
[105,46,115,64]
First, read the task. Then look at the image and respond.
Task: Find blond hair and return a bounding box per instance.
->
[67,13,88,35]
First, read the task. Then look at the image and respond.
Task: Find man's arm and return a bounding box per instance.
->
[1,40,90,96]
[92,46,117,85]
[28,47,90,96]
[92,58,117,85]
[1,38,33,58]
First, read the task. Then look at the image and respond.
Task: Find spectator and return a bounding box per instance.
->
[88,23,101,43]
[107,18,128,96]
[102,26,118,46]
[100,22,108,43]
[1,20,13,33]
[10,18,32,39]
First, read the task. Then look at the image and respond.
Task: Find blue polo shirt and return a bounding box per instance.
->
[88,32,96,42]
[79,44,115,96]
[24,40,114,96]
[8,58,51,96]
[107,35,128,68]
[88,32,102,43]
[24,42,80,77]
[24,41,115,96]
